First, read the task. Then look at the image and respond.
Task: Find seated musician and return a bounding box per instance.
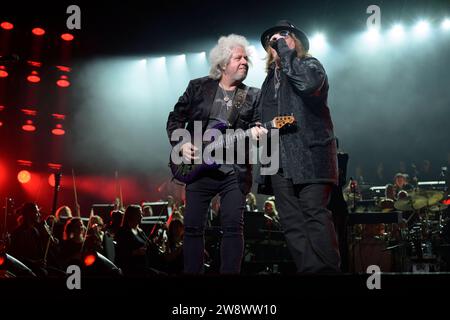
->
[263,200,281,230]
[115,205,158,276]
[343,179,362,204]
[385,173,413,201]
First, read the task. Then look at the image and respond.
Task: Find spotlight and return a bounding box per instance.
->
[21,109,37,132]
[51,114,66,135]
[48,174,55,187]
[32,27,45,36]
[156,56,166,64]
[61,33,74,41]
[56,75,70,87]
[413,20,430,37]
[56,65,72,72]
[389,24,405,41]
[176,54,186,61]
[47,164,62,187]
[17,170,31,184]
[22,120,36,132]
[56,66,71,88]
[52,124,65,136]
[364,27,381,46]
[27,71,40,83]
[0,22,13,30]
[442,18,450,31]
[0,66,8,78]
[310,33,327,53]
[138,59,147,67]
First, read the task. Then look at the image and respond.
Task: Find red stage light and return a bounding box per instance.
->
[61,33,74,41]
[56,75,70,88]
[27,61,42,67]
[17,170,31,184]
[56,65,72,72]
[0,66,8,78]
[27,71,40,83]
[52,124,65,136]
[0,121,3,127]
[1,22,13,30]
[48,163,62,170]
[48,174,55,187]
[22,120,36,132]
[32,27,45,36]
[0,255,5,266]
[84,254,96,266]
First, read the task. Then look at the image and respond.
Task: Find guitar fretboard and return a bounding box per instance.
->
[205,120,274,152]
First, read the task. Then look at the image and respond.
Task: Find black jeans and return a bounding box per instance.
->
[271,173,341,273]
[184,171,245,274]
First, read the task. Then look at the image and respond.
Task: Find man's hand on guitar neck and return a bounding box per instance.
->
[250,122,268,140]
[181,142,200,161]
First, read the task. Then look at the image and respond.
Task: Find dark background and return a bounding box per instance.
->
[0,0,449,213]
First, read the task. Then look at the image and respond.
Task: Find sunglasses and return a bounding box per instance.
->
[266,30,291,47]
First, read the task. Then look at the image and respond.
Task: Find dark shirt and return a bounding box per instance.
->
[207,87,237,175]
[9,225,44,262]
[60,239,83,266]
[261,68,279,122]
[115,227,150,273]
[261,67,282,171]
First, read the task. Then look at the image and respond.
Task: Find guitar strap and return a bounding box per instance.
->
[226,84,248,128]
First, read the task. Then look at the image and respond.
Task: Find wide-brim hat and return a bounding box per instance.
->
[260,20,309,51]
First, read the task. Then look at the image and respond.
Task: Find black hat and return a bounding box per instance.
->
[260,20,309,51]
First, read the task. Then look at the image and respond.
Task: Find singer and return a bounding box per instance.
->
[254,20,341,273]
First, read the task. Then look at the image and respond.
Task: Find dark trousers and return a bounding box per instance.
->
[183,171,245,274]
[271,173,341,273]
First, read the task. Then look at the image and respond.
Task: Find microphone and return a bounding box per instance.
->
[0,54,20,63]
[269,40,278,49]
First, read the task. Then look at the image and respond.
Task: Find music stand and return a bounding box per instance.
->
[91,204,115,225]
[243,211,266,239]
[141,201,169,218]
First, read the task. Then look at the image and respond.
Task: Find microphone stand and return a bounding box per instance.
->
[350,177,356,213]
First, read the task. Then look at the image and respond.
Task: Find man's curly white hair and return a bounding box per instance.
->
[209,34,251,80]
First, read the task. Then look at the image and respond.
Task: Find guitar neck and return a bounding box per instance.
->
[208,119,274,151]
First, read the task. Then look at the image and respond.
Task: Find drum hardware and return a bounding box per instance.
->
[347,187,450,271]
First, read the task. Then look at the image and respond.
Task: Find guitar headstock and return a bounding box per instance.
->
[272,115,296,129]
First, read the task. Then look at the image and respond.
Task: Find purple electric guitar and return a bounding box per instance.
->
[169,115,295,184]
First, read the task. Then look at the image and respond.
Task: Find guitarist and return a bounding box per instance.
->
[166,34,267,274]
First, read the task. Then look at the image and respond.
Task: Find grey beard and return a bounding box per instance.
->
[232,72,247,82]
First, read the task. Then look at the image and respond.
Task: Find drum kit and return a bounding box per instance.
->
[354,188,450,272]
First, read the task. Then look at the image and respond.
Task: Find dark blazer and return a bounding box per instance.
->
[166,76,260,194]
[255,39,338,194]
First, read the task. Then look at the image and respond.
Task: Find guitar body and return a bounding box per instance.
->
[169,120,225,184]
[169,161,220,184]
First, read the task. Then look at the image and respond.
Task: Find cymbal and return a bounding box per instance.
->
[394,195,427,211]
[411,190,444,206]
[429,202,448,212]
